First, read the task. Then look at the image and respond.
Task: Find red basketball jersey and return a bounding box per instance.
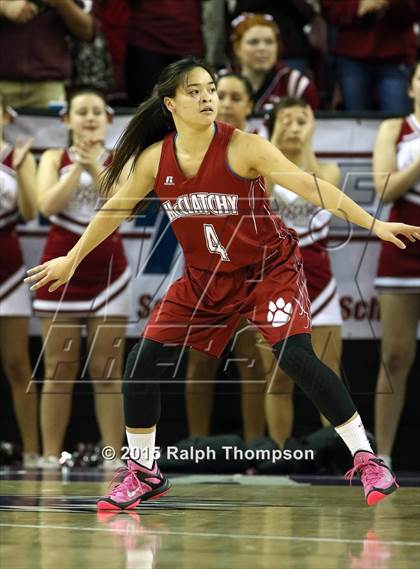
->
[154,122,296,273]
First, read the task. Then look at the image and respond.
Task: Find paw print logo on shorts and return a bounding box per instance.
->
[267,297,293,327]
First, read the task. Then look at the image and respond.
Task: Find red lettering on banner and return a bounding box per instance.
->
[340,296,380,321]
[137,294,163,319]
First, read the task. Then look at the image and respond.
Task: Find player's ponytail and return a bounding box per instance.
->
[101,58,217,199]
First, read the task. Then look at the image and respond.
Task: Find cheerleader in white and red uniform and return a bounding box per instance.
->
[34,88,130,468]
[373,62,420,469]
[265,97,343,448]
[0,98,39,466]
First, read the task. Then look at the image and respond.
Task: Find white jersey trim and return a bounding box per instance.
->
[49,214,88,235]
[0,209,19,228]
[311,277,336,314]
[0,265,27,300]
[33,266,132,314]
[299,223,330,248]
[403,192,420,206]
[375,276,420,290]
[407,113,420,134]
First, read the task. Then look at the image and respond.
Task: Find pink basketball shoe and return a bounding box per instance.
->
[345,450,399,506]
[97,460,171,511]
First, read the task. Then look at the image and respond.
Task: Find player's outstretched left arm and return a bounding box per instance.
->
[243,133,420,249]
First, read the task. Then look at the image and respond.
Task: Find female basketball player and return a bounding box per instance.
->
[265,98,343,448]
[34,88,129,468]
[186,73,267,444]
[0,97,39,467]
[26,59,419,508]
[373,61,420,469]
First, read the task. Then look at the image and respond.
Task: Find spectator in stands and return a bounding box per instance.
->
[124,0,204,105]
[230,0,317,74]
[228,12,319,112]
[321,0,419,113]
[94,0,129,103]
[0,95,39,467]
[0,0,94,108]
[373,61,420,469]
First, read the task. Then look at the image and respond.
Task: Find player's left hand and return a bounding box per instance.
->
[373,220,420,249]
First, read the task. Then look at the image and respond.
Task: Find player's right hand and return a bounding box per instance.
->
[24,256,77,292]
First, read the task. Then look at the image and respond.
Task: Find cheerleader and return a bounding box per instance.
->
[374,61,420,469]
[34,88,130,468]
[186,73,268,444]
[266,97,343,448]
[0,96,39,467]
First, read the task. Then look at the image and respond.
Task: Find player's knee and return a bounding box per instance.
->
[2,355,30,384]
[273,333,315,373]
[88,359,121,383]
[269,369,294,395]
[382,345,415,377]
[43,360,79,385]
[92,378,121,393]
[122,338,165,397]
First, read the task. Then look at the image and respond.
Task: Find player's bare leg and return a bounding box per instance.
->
[39,316,81,463]
[87,316,125,464]
[185,348,218,436]
[0,317,39,458]
[235,327,267,443]
[375,292,420,467]
[265,363,294,449]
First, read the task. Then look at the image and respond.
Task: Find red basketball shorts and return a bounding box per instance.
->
[143,241,312,358]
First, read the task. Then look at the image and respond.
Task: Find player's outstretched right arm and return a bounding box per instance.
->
[25,142,161,292]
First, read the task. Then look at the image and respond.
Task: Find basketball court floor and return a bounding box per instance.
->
[1,468,419,568]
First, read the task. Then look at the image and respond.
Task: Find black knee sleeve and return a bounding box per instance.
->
[273,334,356,426]
[123,338,178,429]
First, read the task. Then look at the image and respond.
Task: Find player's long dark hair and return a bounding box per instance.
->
[101,58,217,204]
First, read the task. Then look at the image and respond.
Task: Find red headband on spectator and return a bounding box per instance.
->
[230,12,281,54]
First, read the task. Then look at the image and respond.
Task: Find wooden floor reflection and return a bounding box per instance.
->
[0,476,419,568]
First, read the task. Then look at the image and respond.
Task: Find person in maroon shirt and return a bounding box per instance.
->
[231,0,317,74]
[0,0,93,108]
[321,0,419,112]
[227,12,319,112]
[124,0,204,105]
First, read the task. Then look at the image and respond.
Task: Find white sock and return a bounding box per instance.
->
[126,428,156,469]
[334,413,373,456]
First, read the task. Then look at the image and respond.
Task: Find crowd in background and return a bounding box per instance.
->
[0,0,419,111]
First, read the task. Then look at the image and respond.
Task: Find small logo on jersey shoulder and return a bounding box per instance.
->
[267,297,293,327]
[164,175,175,186]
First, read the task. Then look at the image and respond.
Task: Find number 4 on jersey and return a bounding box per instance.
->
[204,224,230,261]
